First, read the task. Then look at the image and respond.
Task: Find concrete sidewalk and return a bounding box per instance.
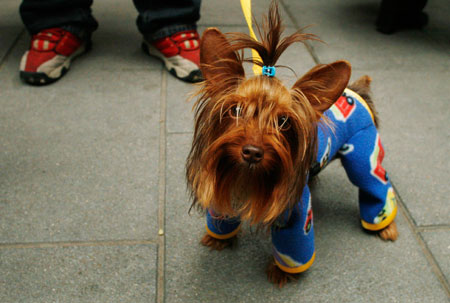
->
[1,0,449,302]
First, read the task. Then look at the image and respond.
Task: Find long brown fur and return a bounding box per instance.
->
[186,1,323,225]
[186,1,397,287]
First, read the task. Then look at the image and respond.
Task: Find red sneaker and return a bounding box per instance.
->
[20,28,90,85]
[142,30,203,83]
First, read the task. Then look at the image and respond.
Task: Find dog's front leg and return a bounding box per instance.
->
[200,233,236,250]
[201,209,241,250]
[268,187,315,287]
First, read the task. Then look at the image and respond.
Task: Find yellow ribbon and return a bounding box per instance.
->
[240,0,262,75]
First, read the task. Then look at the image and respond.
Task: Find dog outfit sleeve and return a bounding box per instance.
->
[205,209,241,239]
[339,125,397,231]
[271,185,315,274]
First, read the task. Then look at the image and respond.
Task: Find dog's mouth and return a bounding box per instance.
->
[191,128,301,222]
[199,132,298,223]
[243,162,260,171]
[214,144,283,196]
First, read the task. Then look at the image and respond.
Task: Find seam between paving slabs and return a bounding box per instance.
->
[157,68,168,303]
[282,2,450,298]
[418,225,450,232]
[0,29,25,72]
[393,184,450,297]
[0,239,156,249]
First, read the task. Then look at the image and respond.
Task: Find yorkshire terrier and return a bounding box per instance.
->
[186,2,398,287]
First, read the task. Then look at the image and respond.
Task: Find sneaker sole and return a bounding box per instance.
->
[141,42,203,83]
[20,41,91,86]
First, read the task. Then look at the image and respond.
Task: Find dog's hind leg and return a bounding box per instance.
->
[339,124,399,241]
[266,259,300,288]
[378,220,398,241]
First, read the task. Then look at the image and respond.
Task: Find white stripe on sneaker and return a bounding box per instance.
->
[36,42,87,78]
[145,41,199,79]
[19,51,29,71]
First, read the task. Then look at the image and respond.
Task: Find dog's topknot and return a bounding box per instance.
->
[227,1,319,70]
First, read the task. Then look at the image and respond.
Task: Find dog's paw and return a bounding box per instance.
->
[378,221,399,241]
[200,233,235,251]
[266,260,299,288]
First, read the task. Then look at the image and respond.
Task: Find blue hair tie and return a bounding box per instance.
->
[262,66,276,77]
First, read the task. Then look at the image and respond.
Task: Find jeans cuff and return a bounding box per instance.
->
[60,24,91,41]
[144,23,197,41]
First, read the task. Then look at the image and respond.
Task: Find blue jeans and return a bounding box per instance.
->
[19,0,201,40]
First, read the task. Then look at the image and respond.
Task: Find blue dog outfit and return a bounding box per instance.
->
[205,88,398,274]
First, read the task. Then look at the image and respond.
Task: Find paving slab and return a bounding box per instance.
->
[0,244,157,303]
[89,1,157,73]
[421,230,450,283]
[200,0,294,27]
[366,69,450,227]
[0,1,22,63]
[165,133,449,302]
[281,0,450,72]
[423,0,450,48]
[0,24,161,243]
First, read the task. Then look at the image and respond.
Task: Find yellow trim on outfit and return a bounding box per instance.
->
[361,204,397,231]
[274,252,316,274]
[344,88,375,123]
[205,223,242,240]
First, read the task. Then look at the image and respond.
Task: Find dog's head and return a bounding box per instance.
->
[187,3,351,225]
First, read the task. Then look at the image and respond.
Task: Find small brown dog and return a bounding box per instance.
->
[186,2,398,287]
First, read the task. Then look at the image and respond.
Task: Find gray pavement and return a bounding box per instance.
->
[1,0,449,302]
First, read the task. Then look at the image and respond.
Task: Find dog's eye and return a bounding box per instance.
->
[229,105,242,118]
[278,115,291,130]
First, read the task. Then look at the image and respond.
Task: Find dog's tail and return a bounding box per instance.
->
[348,75,379,127]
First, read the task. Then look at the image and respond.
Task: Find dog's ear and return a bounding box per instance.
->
[200,28,245,84]
[292,60,351,113]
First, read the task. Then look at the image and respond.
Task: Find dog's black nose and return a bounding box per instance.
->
[242,145,264,164]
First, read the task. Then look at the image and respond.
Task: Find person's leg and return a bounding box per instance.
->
[376,0,428,34]
[133,0,202,83]
[20,0,98,39]
[19,0,98,85]
[133,0,200,39]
